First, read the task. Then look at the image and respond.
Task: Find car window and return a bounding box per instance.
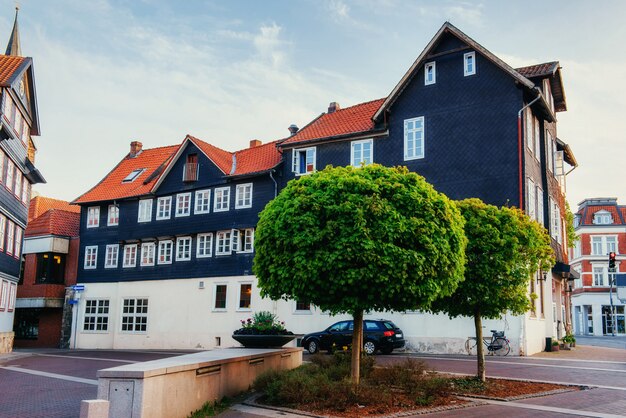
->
[365,321,381,330]
[329,321,348,332]
[383,322,395,330]
[348,321,354,331]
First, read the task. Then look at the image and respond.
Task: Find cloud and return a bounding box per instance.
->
[253,23,288,68]
[327,0,351,21]
[444,2,484,27]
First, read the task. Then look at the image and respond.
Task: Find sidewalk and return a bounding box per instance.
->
[531,344,626,362]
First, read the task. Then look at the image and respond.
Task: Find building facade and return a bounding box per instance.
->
[0,9,45,353]
[71,23,577,355]
[570,198,625,336]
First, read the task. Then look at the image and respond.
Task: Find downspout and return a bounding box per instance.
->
[517,90,542,209]
[269,169,278,198]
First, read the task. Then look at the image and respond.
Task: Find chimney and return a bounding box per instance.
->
[249,139,262,148]
[328,102,340,114]
[288,124,299,136]
[129,141,143,158]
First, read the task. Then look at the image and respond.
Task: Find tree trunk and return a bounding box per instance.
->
[474,311,486,382]
[351,309,364,385]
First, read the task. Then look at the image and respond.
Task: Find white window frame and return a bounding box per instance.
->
[123,244,138,268]
[194,189,211,214]
[214,187,231,212]
[107,205,119,226]
[21,176,29,204]
[104,244,119,269]
[0,215,5,252]
[157,240,173,265]
[137,199,152,223]
[176,236,192,261]
[87,207,100,228]
[404,116,425,160]
[536,186,544,226]
[292,147,316,175]
[196,233,213,258]
[464,51,476,76]
[424,61,436,85]
[527,178,536,220]
[593,210,613,225]
[235,184,253,209]
[175,193,191,217]
[84,246,98,269]
[233,228,254,253]
[213,283,228,311]
[156,196,172,220]
[534,118,541,158]
[216,230,232,255]
[5,221,13,256]
[294,299,312,314]
[351,139,373,167]
[120,298,148,333]
[0,280,7,310]
[140,242,155,266]
[525,109,533,152]
[83,299,110,332]
[237,282,253,311]
[14,226,22,258]
[550,198,561,244]
[592,265,607,287]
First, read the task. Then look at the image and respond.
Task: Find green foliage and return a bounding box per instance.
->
[430,198,555,319]
[253,164,467,315]
[565,201,578,248]
[562,333,576,343]
[187,398,231,418]
[237,311,285,332]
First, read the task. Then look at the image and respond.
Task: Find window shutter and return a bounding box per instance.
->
[232,229,240,252]
[292,150,298,173]
[555,151,564,176]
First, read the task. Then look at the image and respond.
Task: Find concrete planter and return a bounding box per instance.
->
[232,334,296,348]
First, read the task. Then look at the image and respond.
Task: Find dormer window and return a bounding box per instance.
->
[292,147,316,175]
[424,62,436,85]
[122,168,145,183]
[464,52,476,76]
[183,154,199,182]
[593,210,613,225]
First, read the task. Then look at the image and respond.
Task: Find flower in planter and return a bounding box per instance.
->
[233,311,294,336]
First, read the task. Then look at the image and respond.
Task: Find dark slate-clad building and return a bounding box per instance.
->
[71,23,577,355]
[0,8,45,353]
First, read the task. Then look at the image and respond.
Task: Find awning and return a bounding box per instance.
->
[552,261,577,280]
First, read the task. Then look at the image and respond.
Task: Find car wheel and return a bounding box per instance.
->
[381,347,393,355]
[363,340,377,355]
[306,339,320,354]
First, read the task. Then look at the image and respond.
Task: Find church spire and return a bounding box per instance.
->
[5,6,21,56]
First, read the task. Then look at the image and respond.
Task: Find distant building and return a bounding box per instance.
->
[0,8,45,353]
[570,198,625,336]
[71,23,577,355]
[14,196,80,348]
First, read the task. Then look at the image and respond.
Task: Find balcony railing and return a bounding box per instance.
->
[183,163,199,182]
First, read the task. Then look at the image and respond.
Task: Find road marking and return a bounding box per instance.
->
[36,354,137,363]
[0,366,98,385]
[459,397,625,418]
[231,404,313,417]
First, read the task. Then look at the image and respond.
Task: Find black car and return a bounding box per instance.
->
[301,319,405,355]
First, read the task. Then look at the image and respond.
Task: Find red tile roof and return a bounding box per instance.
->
[281,98,386,146]
[76,136,282,204]
[580,205,624,226]
[0,55,26,85]
[515,62,559,78]
[25,209,80,238]
[29,196,80,222]
[73,145,179,204]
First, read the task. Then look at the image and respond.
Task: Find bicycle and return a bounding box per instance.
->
[465,330,510,356]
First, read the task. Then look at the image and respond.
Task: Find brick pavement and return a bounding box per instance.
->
[532,345,626,362]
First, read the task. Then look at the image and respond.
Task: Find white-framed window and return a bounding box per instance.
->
[21,177,29,204]
[534,118,541,158]
[546,130,554,172]
[156,196,172,220]
[5,221,13,255]
[593,210,613,225]
[157,240,173,264]
[13,227,22,258]
[175,193,191,217]
[213,283,227,310]
[536,186,544,226]
[84,246,98,269]
[591,236,603,255]
[233,228,254,253]
[121,298,148,332]
[424,61,436,85]
[14,172,22,199]
[216,230,232,255]
[606,236,618,253]
[140,242,155,266]
[0,215,5,252]
[0,280,7,311]
[104,244,119,269]
[137,199,152,223]
[7,282,16,311]
[176,236,192,261]
[83,299,110,332]
[194,190,211,214]
[235,184,253,209]
[525,109,533,152]
[550,198,561,244]
[464,51,476,76]
[593,266,607,286]
[214,187,230,212]
[107,205,119,226]
[351,139,373,167]
[572,240,582,259]
[292,147,316,175]
[238,283,252,310]
[196,233,213,258]
[87,207,100,228]
[404,116,425,160]
[591,235,618,255]
[6,160,14,192]
[123,244,137,268]
[527,178,536,220]
[295,299,312,313]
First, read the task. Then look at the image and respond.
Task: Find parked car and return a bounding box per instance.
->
[301,319,405,355]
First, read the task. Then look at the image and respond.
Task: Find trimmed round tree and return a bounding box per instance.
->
[253,164,467,384]
[430,198,554,381]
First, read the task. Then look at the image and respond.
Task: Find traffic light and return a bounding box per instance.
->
[609,252,616,269]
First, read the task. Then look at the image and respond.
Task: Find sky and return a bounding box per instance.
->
[3,0,626,209]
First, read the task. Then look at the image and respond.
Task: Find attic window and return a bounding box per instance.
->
[464,52,476,76]
[593,210,613,225]
[424,62,436,85]
[122,168,146,183]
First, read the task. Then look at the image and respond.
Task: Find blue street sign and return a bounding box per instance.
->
[72,284,85,291]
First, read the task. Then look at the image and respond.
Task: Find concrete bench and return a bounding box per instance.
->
[81,347,302,418]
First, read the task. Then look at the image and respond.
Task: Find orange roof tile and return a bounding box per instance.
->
[582,205,624,225]
[189,136,233,174]
[0,55,26,85]
[73,145,179,204]
[232,140,281,176]
[281,98,386,146]
[515,62,559,78]
[25,209,80,238]
[29,196,80,222]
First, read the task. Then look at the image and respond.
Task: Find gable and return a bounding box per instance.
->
[429,32,469,55]
[0,56,39,135]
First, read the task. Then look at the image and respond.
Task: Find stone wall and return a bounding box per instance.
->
[0,331,14,353]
